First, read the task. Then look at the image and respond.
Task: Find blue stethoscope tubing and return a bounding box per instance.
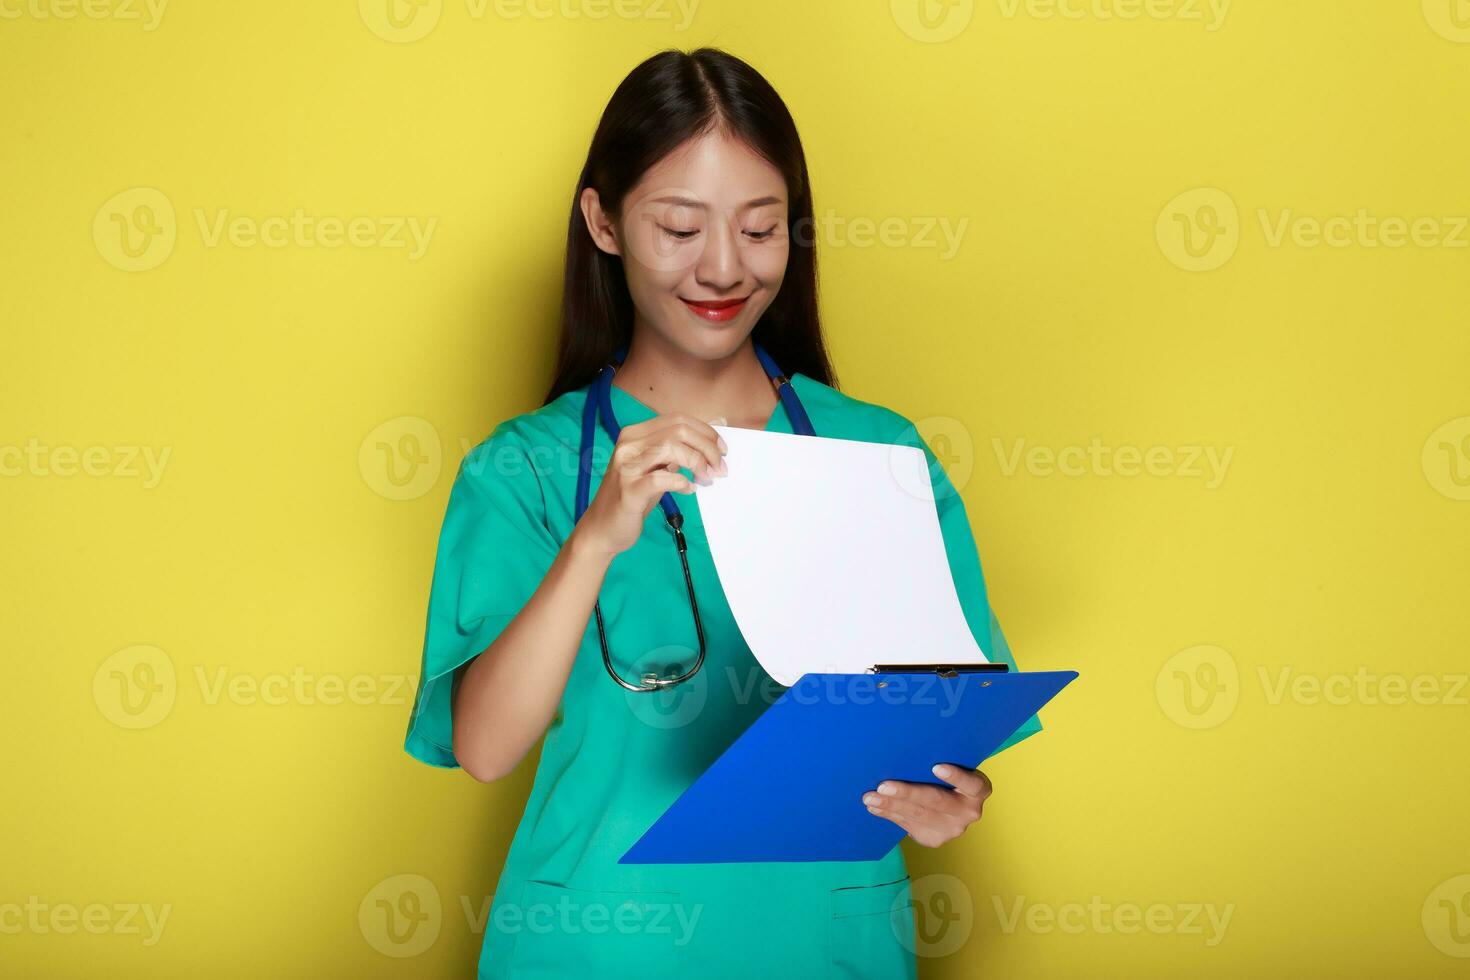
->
[574,341,816,692]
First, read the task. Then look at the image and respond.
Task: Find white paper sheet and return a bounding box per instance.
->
[694,425,989,687]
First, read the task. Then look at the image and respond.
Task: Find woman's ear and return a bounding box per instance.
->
[579,186,622,257]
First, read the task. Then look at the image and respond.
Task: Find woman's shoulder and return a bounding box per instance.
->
[790,372,921,447]
[454,387,586,489]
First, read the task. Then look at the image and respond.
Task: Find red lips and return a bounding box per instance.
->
[681,295,750,323]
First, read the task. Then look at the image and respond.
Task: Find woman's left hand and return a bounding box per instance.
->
[861,764,992,848]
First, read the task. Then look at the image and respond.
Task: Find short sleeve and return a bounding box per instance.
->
[403,427,562,769]
[895,418,1044,754]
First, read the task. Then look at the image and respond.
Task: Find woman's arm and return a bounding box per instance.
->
[449,414,727,782]
[449,526,615,782]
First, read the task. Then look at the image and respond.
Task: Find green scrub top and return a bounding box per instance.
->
[404,372,1041,980]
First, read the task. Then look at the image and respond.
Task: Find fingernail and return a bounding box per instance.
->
[863,793,880,806]
[932,764,950,777]
[717,459,728,476]
[878,782,897,796]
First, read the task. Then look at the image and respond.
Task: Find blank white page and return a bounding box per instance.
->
[694,424,988,687]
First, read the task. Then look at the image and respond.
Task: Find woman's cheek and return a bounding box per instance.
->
[751,247,789,294]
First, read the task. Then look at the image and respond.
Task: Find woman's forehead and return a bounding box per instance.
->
[629,131,786,208]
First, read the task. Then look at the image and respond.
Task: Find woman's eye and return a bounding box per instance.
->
[660,226,698,240]
[745,226,779,241]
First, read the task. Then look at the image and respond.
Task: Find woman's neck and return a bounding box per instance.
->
[612,330,779,430]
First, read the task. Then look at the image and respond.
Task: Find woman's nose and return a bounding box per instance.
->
[694,218,745,290]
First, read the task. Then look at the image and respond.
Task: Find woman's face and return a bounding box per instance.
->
[582,128,790,361]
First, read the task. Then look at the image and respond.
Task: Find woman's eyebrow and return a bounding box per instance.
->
[650,194,785,209]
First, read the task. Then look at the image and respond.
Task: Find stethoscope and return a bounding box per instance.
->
[574,341,818,692]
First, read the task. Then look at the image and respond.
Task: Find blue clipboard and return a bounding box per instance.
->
[620,668,1078,864]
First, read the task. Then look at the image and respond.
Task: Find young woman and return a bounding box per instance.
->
[404,47,1039,980]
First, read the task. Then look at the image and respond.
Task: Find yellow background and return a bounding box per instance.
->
[3,1,1468,976]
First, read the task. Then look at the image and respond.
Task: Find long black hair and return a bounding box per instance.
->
[542,47,837,406]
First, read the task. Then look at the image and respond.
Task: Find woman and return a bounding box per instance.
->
[403,47,1040,979]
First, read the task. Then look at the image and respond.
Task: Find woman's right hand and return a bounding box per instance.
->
[572,413,729,558]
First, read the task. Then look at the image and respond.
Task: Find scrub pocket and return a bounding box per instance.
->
[827,876,917,980]
[502,879,690,980]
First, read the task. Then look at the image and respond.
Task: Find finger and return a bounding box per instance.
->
[643,468,696,499]
[629,414,727,476]
[613,438,712,484]
[865,790,953,826]
[629,411,724,446]
[621,431,722,483]
[643,437,718,482]
[665,418,728,478]
[866,797,955,848]
[931,764,992,800]
[872,780,973,819]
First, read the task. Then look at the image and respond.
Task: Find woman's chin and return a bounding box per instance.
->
[660,320,753,358]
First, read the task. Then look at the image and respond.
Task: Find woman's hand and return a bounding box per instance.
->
[861,764,992,848]
[572,413,728,559]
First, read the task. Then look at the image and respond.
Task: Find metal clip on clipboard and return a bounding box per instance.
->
[868,662,1011,677]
